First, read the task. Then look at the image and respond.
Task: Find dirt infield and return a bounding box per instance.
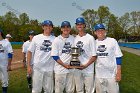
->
[11,49,24,70]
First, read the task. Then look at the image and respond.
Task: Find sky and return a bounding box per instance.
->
[0,0,140,26]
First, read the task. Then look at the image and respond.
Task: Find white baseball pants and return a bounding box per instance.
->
[32,69,54,93]
[95,78,119,93]
[0,66,8,87]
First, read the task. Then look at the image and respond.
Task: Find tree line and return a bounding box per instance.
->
[0,6,140,42]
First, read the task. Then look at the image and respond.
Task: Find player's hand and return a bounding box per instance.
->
[78,64,87,70]
[64,65,71,69]
[23,59,26,68]
[7,65,12,71]
[116,72,121,82]
[68,66,83,69]
[27,66,32,75]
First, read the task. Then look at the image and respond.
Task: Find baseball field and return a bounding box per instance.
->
[0,46,140,93]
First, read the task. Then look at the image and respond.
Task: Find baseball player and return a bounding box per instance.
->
[27,20,55,93]
[51,21,75,93]
[5,34,13,71]
[94,23,123,93]
[74,17,97,93]
[22,30,35,90]
[0,29,13,93]
[5,34,12,42]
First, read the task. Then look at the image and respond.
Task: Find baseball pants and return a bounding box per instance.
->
[95,78,119,93]
[55,73,75,93]
[82,73,95,93]
[32,69,54,93]
[70,69,84,93]
[0,66,8,87]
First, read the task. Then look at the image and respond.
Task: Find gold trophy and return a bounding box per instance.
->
[70,47,81,68]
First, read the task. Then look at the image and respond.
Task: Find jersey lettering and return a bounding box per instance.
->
[97,53,108,56]
[40,40,52,52]
[62,42,71,54]
[97,45,108,57]
[76,41,85,53]
[0,44,4,53]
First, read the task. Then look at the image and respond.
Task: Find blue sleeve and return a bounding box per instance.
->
[52,56,60,61]
[116,57,122,65]
[8,53,13,58]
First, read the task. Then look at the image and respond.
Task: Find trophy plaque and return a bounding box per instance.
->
[70,47,80,66]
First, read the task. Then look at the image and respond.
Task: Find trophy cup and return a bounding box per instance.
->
[70,47,80,67]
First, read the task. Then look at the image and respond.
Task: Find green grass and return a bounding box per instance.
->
[12,44,22,49]
[0,51,140,93]
[0,68,30,93]
[120,51,140,93]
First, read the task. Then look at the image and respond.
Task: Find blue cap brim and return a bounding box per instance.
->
[95,28,105,31]
[75,22,85,24]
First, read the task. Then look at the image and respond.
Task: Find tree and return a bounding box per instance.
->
[2,12,19,39]
[97,6,110,24]
[107,14,123,41]
[19,13,29,25]
[81,6,111,34]
[119,13,131,41]
[130,11,140,36]
[53,27,61,36]
[82,9,97,31]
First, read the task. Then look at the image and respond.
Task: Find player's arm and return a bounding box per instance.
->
[27,37,36,74]
[51,38,70,69]
[80,56,97,69]
[23,52,26,61]
[80,37,97,69]
[114,39,123,82]
[22,52,26,67]
[22,44,26,62]
[22,44,26,67]
[7,42,13,71]
[52,56,70,69]
[27,51,32,74]
[116,57,122,82]
[8,53,13,71]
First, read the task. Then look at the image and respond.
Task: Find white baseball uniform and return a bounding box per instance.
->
[28,34,55,93]
[51,35,75,93]
[22,40,34,65]
[5,38,9,42]
[95,37,123,93]
[74,33,96,93]
[0,39,13,87]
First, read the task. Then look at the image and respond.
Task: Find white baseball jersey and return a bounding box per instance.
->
[51,35,75,74]
[74,33,96,73]
[95,37,123,78]
[5,38,9,42]
[22,40,31,55]
[22,40,34,65]
[0,39,13,66]
[28,34,55,72]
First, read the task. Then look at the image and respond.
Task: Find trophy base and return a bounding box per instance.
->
[70,61,80,66]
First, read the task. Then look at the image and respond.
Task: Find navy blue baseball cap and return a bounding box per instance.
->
[28,30,35,35]
[94,24,105,31]
[61,21,71,28]
[75,17,85,24]
[42,20,53,26]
